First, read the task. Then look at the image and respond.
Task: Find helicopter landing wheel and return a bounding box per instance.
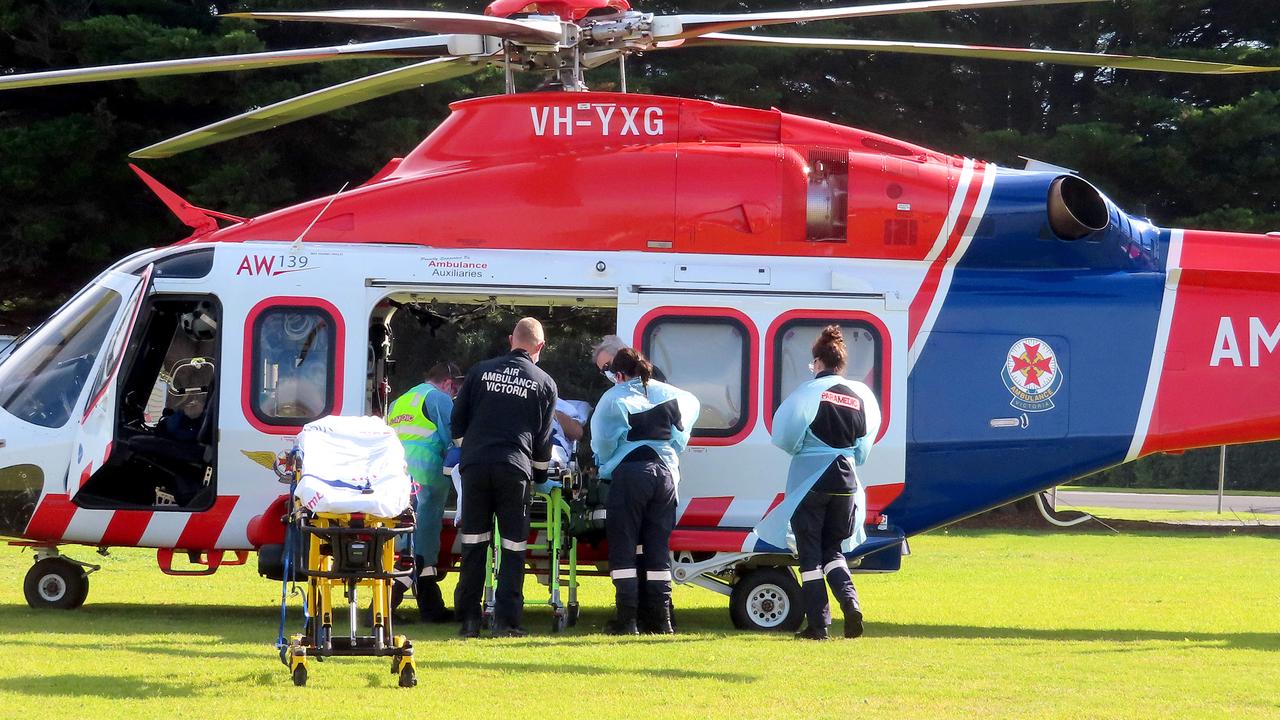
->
[23,558,89,610]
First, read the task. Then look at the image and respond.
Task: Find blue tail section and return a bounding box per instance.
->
[894,168,1173,534]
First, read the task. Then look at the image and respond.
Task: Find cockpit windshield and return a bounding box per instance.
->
[0,286,123,428]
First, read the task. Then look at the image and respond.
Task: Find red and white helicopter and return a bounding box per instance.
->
[1,0,1277,631]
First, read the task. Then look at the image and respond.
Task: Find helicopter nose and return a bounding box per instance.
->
[0,463,45,539]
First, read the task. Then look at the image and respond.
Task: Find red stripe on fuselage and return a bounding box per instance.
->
[175,496,238,549]
[865,482,905,524]
[99,510,153,547]
[907,163,987,349]
[1140,229,1280,454]
[23,494,77,542]
[677,496,733,527]
[670,529,751,553]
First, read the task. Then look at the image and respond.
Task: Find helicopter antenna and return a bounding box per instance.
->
[619,53,628,92]
[292,182,350,250]
[504,41,515,94]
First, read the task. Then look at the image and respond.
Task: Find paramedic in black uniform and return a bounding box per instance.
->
[451,317,558,638]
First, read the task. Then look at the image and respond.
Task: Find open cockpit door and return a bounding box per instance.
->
[69,265,154,498]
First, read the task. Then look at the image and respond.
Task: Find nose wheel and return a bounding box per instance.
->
[23,556,92,610]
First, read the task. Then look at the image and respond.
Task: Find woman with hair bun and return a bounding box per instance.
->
[759,325,881,640]
[591,347,700,635]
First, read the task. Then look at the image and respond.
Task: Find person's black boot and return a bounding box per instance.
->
[841,600,864,639]
[458,615,481,639]
[646,602,674,635]
[794,623,831,641]
[417,578,454,624]
[493,620,529,638]
[604,606,639,636]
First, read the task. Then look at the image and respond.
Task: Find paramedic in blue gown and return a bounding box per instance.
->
[386,361,462,623]
[591,348,700,635]
[769,326,881,640]
[451,318,559,638]
[592,335,677,631]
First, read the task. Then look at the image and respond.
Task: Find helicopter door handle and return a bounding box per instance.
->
[989,414,1030,429]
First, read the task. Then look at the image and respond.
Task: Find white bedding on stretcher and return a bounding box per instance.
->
[294,415,412,517]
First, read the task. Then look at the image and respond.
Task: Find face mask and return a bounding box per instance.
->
[603,370,620,384]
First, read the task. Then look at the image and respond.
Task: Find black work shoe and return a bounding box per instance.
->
[843,607,865,639]
[493,625,529,638]
[794,624,831,641]
[604,618,639,636]
[644,603,674,635]
[606,605,640,636]
[417,579,454,624]
[458,617,481,639]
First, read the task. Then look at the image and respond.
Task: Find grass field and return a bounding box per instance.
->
[1,530,1277,719]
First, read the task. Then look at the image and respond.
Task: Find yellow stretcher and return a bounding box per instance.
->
[282,509,418,687]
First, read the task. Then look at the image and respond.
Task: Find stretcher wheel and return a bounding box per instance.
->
[551,608,566,634]
[567,602,580,628]
[292,664,308,687]
[398,666,417,688]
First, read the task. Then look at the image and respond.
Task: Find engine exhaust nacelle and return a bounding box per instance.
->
[1047,175,1110,240]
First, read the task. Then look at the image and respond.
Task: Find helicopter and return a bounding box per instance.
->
[0,0,1277,632]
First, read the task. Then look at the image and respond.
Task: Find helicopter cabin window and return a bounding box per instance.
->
[251,306,337,426]
[640,313,753,440]
[771,317,882,417]
[0,286,122,429]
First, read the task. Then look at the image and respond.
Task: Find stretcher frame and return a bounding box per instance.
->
[281,507,419,687]
[482,479,580,632]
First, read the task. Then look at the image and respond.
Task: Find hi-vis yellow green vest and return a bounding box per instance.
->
[388,383,447,480]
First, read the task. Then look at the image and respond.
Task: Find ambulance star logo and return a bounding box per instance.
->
[1009,342,1053,388]
[1001,337,1064,413]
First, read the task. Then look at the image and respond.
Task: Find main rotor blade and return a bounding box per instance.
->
[223,10,562,44]
[130,56,485,159]
[661,0,1104,40]
[682,33,1280,74]
[0,36,462,90]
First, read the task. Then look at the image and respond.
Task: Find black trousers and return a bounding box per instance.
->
[454,463,531,627]
[606,458,677,611]
[792,488,860,630]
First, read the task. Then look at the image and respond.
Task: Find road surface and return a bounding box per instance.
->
[1056,490,1280,515]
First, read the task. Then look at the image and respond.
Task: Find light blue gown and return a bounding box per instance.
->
[749,374,881,553]
[591,378,701,486]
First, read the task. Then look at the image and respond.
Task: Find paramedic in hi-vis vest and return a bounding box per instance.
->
[387,361,463,623]
[591,348,700,635]
[767,326,880,640]
[451,318,558,638]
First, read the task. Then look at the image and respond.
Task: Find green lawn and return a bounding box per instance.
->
[1065,505,1280,524]
[1,530,1277,719]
